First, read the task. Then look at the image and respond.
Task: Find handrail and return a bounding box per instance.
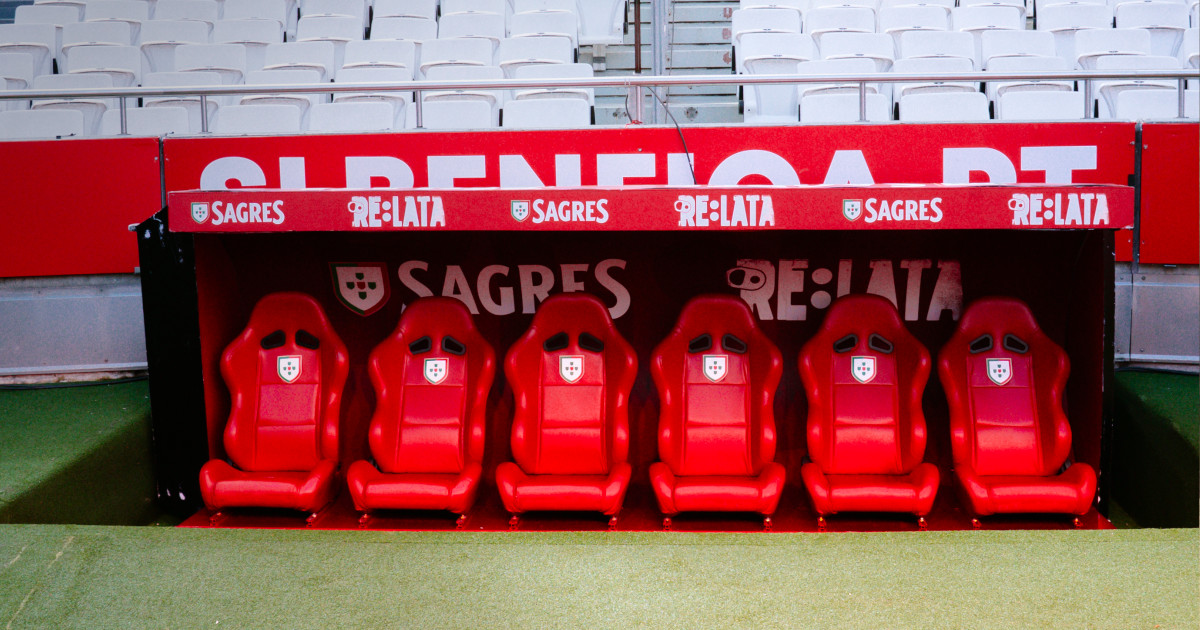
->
[1,69,1195,127]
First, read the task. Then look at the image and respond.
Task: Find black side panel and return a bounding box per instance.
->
[137,208,207,516]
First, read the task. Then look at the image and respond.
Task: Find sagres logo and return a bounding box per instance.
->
[560,356,583,383]
[191,202,210,224]
[986,358,1012,385]
[511,200,530,222]
[278,356,301,383]
[851,356,876,383]
[703,355,727,382]
[331,262,390,317]
[424,358,448,384]
[843,199,862,222]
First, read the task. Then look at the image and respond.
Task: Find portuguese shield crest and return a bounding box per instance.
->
[843,199,863,222]
[560,356,583,383]
[278,355,301,383]
[703,354,727,382]
[424,358,448,384]
[331,263,390,317]
[986,358,1012,385]
[851,356,876,383]
[191,202,209,224]
[511,200,530,222]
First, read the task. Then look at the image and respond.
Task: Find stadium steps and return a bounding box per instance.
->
[591,0,741,125]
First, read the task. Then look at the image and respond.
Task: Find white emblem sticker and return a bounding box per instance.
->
[986,358,1012,385]
[843,199,863,222]
[191,202,209,224]
[851,356,876,384]
[559,356,583,383]
[278,355,301,383]
[511,200,530,222]
[424,358,448,384]
[703,355,727,382]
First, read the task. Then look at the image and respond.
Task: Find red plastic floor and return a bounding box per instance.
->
[181,483,1114,533]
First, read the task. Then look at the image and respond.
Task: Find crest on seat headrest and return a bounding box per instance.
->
[278,355,301,383]
[851,356,875,384]
[703,354,727,382]
[559,355,583,383]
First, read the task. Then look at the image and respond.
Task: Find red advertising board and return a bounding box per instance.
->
[169,185,1133,233]
[1138,123,1199,265]
[0,137,163,278]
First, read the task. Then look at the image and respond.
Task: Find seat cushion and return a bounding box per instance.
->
[346,460,481,514]
[955,462,1097,516]
[801,461,939,516]
[199,458,338,513]
[650,461,786,516]
[495,461,631,515]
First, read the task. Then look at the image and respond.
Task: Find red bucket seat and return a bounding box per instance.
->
[938,297,1097,522]
[347,297,496,528]
[496,293,637,528]
[199,292,349,524]
[798,294,939,529]
[649,295,785,529]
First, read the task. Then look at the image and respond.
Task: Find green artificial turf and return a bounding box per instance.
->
[1111,370,1200,528]
[0,525,1196,629]
[0,380,158,525]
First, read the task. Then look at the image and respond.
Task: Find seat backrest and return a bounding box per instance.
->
[502,97,589,128]
[937,297,1072,477]
[214,103,302,134]
[421,98,496,129]
[800,91,891,122]
[367,297,495,475]
[99,105,191,135]
[900,91,990,121]
[652,294,782,477]
[997,90,1086,120]
[505,293,637,476]
[309,100,395,130]
[375,0,438,20]
[0,24,58,77]
[0,108,85,139]
[220,292,348,472]
[369,16,438,42]
[223,0,290,27]
[799,295,929,475]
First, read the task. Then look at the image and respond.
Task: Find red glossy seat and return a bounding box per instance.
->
[798,294,939,528]
[199,292,349,522]
[495,293,637,526]
[347,297,496,527]
[649,295,785,527]
[938,297,1096,520]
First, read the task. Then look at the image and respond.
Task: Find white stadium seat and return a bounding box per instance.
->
[576,0,626,45]
[369,16,439,41]
[738,32,816,76]
[308,100,396,131]
[84,2,150,42]
[891,56,977,109]
[264,41,337,82]
[332,65,411,127]
[66,44,142,87]
[154,1,221,30]
[510,10,579,49]
[803,7,876,47]
[812,0,875,10]
[295,14,363,70]
[980,29,1057,67]
[515,0,578,16]
[302,0,369,27]
[1115,1,1190,56]
[820,32,897,71]
[419,98,497,129]
[0,53,34,91]
[0,24,58,77]
[996,90,1087,119]
[240,68,327,126]
[373,0,438,21]
[443,0,509,15]
[139,20,209,74]
[1093,53,1181,116]
[213,19,284,73]
[899,30,977,68]
[959,0,1027,22]
[740,0,809,17]
[800,92,892,122]
[1074,28,1153,68]
[438,11,508,48]
[794,57,879,101]
[496,36,573,77]
[223,0,291,34]
[339,39,417,77]
[898,91,990,120]
[99,105,191,135]
[143,70,222,132]
[61,21,133,65]
[0,108,85,139]
[952,6,1025,68]
[1036,3,1115,63]
[1113,87,1199,119]
[423,63,506,125]
[31,0,85,21]
[502,97,590,128]
[731,8,802,49]
[879,6,950,55]
[31,72,113,135]
[213,103,302,134]
[417,37,495,77]
[175,43,248,85]
[984,54,1073,100]
[512,62,594,103]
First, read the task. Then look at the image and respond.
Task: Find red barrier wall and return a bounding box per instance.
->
[0,137,162,278]
[1138,123,1199,265]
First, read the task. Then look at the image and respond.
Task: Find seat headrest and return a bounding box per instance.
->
[671,294,758,338]
[528,293,616,339]
[956,297,1043,338]
[396,296,480,340]
[246,292,334,337]
[820,294,905,337]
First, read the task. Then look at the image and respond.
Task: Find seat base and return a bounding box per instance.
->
[650,462,786,516]
[346,460,482,515]
[801,462,940,517]
[199,459,339,514]
[496,462,632,516]
[955,462,1098,517]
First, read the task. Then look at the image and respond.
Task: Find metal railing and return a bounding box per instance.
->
[0,69,1196,134]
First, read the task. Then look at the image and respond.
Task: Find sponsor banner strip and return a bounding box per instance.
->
[172,185,1133,233]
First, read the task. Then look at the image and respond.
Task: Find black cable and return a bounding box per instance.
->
[647,87,697,185]
[0,374,149,391]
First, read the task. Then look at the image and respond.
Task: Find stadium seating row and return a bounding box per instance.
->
[199,291,1097,531]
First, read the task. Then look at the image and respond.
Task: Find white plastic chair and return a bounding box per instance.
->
[99,105,191,135]
[984,54,1073,100]
[31,0,86,21]
[369,16,439,41]
[510,10,578,49]
[811,0,876,9]
[502,97,589,127]
[61,22,133,64]
[223,0,291,34]
[879,6,949,56]
[1074,27,1153,68]
[738,31,816,75]
[898,90,990,120]
[308,100,395,131]
[442,0,509,16]
[295,14,362,70]
[213,103,302,134]
[143,70,222,132]
[951,5,1024,68]
[1113,86,1198,118]
[15,4,78,70]
[514,0,578,16]
[175,43,248,85]
[996,90,1086,119]
[980,30,1057,67]
[1115,1,1189,57]
[496,35,572,77]
[66,44,142,86]
[0,108,85,139]
[959,0,1027,21]
[575,0,626,45]
[438,11,508,49]
[263,40,336,82]
[340,39,417,77]
[373,0,438,20]
[899,30,977,67]
[302,0,369,27]
[795,57,879,100]
[139,20,209,74]
[154,1,221,30]
[891,56,978,109]
[803,7,877,48]
[731,8,803,50]
[0,53,34,91]
[240,68,327,125]
[84,1,150,42]
[332,65,411,126]
[419,97,496,129]
[0,24,58,78]
[416,37,494,77]
[799,92,891,122]
[511,61,593,103]
[423,63,505,112]
[30,72,113,135]
[740,0,809,17]
[1036,4,1114,63]
[213,19,284,73]
[820,32,896,71]
[1093,54,1180,116]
